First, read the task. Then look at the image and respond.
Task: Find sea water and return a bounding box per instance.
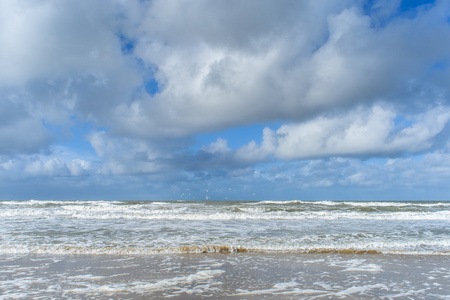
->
[0,200,449,299]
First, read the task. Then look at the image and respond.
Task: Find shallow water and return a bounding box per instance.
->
[0,253,448,299]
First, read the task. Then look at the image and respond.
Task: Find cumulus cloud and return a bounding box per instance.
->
[0,0,138,86]
[0,0,141,151]
[88,131,165,175]
[0,155,93,179]
[265,105,450,159]
[113,0,450,137]
[235,128,277,163]
[2,0,449,140]
[1,0,450,199]
[192,105,450,167]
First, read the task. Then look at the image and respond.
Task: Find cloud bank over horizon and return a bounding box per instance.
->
[1,0,450,200]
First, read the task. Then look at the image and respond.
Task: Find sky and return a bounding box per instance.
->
[1,0,450,201]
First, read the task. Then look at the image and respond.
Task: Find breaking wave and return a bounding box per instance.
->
[1,200,448,256]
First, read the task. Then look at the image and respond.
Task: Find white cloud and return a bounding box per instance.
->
[0,155,93,179]
[88,131,165,175]
[68,159,93,176]
[240,105,450,160]
[235,128,277,163]
[201,138,231,154]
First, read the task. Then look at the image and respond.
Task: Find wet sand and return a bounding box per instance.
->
[0,253,448,299]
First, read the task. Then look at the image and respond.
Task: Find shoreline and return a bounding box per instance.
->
[1,245,449,256]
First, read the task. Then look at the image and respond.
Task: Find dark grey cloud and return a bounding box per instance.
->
[2,0,449,140]
[113,0,450,139]
[0,92,51,154]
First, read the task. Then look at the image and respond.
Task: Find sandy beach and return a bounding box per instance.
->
[1,252,448,299]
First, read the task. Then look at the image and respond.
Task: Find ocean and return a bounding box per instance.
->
[0,200,449,299]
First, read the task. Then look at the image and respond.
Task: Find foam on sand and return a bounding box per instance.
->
[0,253,448,299]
